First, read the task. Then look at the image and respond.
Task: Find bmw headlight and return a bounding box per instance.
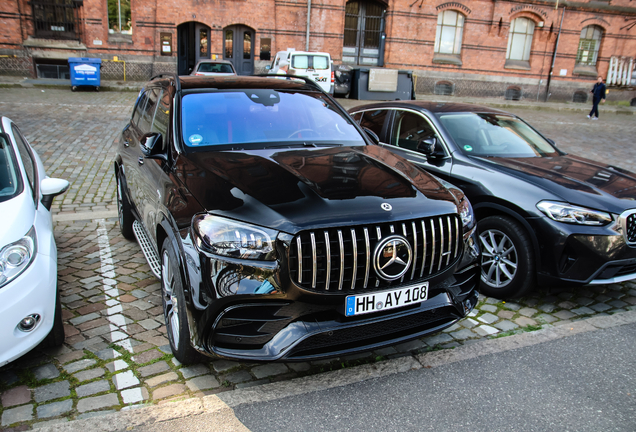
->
[536,201,612,226]
[0,227,37,289]
[192,215,278,260]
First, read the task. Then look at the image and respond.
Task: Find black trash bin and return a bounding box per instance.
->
[334,65,353,97]
[350,68,413,100]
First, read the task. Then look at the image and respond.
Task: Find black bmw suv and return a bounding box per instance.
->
[114,74,480,363]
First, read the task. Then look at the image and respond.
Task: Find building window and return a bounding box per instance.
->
[225,30,233,58]
[108,0,131,34]
[434,81,454,96]
[576,26,602,66]
[504,86,522,101]
[572,91,588,103]
[434,11,464,55]
[506,18,534,61]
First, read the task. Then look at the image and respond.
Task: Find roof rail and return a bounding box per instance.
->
[150,73,181,92]
[251,74,325,93]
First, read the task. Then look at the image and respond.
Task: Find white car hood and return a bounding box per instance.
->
[0,192,35,247]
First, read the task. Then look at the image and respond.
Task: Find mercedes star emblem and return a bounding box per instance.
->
[381,203,392,211]
[373,235,412,280]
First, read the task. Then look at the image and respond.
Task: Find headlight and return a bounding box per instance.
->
[0,227,37,289]
[458,197,475,232]
[192,215,278,260]
[536,201,612,226]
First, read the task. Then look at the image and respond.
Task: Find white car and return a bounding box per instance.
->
[0,116,69,367]
[190,60,237,76]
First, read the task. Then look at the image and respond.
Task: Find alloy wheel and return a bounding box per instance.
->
[479,228,518,288]
[161,251,180,348]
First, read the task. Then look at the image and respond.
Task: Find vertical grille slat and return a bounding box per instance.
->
[290,214,461,292]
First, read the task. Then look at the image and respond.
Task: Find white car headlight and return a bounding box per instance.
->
[0,226,37,288]
[536,201,612,226]
[192,215,277,261]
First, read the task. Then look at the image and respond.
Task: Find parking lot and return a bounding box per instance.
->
[1,87,636,429]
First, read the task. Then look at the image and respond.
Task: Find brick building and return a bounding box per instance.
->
[0,0,634,102]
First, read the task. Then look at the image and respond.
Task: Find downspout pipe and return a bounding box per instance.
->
[306,0,311,51]
[544,7,565,102]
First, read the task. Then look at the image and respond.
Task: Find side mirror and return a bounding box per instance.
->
[546,138,556,146]
[140,132,166,160]
[418,137,437,155]
[40,177,69,210]
[362,127,380,145]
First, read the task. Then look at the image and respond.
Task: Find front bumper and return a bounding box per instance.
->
[184,228,480,361]
[0,252,57,367]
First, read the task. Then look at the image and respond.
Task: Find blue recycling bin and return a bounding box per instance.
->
[68,57,101,91]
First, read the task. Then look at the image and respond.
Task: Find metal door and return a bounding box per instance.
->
[343,0,385,66]
[223,25,255,75]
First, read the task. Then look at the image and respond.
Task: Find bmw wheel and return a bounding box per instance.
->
[478,215,534,299]
[161,238,202,364]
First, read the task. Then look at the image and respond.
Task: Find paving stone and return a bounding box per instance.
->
[152,384,187,400]
[131,289,149,299]
[422,333,454,347]
[483,297,499,304]
[132,349,163,364]
[223,370,253,384]
[501,302,521,311]
[450,328,477,340]
[146,372,179,387]
[480,304,498,313]
[473,325,499,336]
[74,368,106,383]
[121,387,149,404]
[460,318,479,328]
[518,307,537,317]
[571,306,595,316]
[112,370,140,390]
[442,323,462,332]
[535,313,558,324]
[84,325,112,338]
[69,313,101,326]
[95,348,122,361]
[623,296,636,305]
[497,310,515,319]
[477,311,499,324]
[553,310,576,320]
[394,338,426,352]
[57,351,85,364]
[180,364,211,379]
[537,304,556,313]
[1,386,32,408]
[64,358,97,373]
[494,320,519,332]
[36,400,73,419]
[608,300,628,309]
[287,362,311,372]
[0,371,19,386]
[76,410,117,420]
[139,361,170,378]
[575,297,595,306]
[212,360,240,373]
[138,319,161,330]
[557,301,576,310]
[589,303,612,313]
[31,418,69,428]
[76,380,111,397]
[34,381,70,403]
[251,363,289,379]
[76,394,120,413]
[106,359,130,373]
[186,375,221,392]
[515,317,538,327]
[2,404,34,426]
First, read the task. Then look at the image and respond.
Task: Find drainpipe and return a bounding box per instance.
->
[305,0,311,51]
[544,7,565,102]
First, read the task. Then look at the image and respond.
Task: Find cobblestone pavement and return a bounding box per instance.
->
[1,87,636,430]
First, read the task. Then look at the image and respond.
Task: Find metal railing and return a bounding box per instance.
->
[31,0,82,40]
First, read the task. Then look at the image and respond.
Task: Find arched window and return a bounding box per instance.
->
[576,25,602,66]
[434,11,464,55]
[506,18,535,61]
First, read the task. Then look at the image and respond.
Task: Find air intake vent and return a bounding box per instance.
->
[572,91,588,103]
[504,86,521,101]
[434,81,454,96]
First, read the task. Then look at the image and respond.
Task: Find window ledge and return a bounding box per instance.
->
[432,53,462,66]
[108,34,133,44]
[573,64,598,77]
[504,59,531,70]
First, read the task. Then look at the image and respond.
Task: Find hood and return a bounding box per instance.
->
[179,145,459,233]
[0,192,35,247]
[478,154,636,214]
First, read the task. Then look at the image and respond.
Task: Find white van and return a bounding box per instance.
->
[268,50,334,94]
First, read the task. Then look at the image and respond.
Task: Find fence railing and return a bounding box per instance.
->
[607,56,635,87]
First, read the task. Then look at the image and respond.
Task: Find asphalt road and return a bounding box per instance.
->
[230,322,636,432]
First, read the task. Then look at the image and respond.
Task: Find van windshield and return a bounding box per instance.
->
[181,90,364,149]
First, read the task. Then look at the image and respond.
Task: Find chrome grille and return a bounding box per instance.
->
[289,214,462,292]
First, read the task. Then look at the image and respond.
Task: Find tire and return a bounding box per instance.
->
[160,238,202,364]
[42,286,65,348]
[71,86,77,92]
[117,173,135,240]
[478,215,535,299]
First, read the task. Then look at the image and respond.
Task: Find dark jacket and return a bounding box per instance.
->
[591,82,607,100]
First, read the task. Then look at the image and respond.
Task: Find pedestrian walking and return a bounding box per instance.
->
[587,76,606,120]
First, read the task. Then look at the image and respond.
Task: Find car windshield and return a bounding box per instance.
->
[181,90,364,148]
[0,135,22,203]
[198,63,234,74]
[437,113,560,157]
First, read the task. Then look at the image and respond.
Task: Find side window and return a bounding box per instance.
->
[359,109,388,139]
[151,90,171,145]
[138,88,160,133]
[131,91,149,126]
[391,111,437,151]
[11,125,36,201]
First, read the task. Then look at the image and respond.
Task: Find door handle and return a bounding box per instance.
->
[138,157,144,165]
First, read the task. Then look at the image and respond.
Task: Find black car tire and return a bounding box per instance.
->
[42,285,65,348]
[160,238,202,364]
[117,173,135,240]
[478,215,535,299]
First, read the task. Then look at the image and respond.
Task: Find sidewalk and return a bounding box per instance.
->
[1,75,634,115]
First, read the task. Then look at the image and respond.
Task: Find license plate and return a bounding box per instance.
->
[345,283,429,317]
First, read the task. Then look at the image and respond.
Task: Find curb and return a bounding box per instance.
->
[35,309,636,432]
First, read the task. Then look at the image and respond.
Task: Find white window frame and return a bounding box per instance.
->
[576,25,602,66]
[434,10,465,55]
[506,18,535,61]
